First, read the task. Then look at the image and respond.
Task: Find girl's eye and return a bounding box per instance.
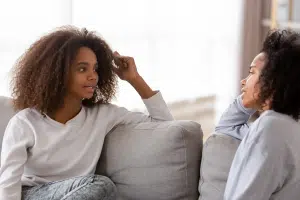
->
[78,67,86,72]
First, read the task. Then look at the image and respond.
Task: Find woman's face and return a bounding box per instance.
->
[67,46,99,100]
[241,52,266,109]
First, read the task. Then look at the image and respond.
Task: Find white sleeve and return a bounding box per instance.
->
[107,91,174,130]
[224,117,286,200]
[0,117,34,200]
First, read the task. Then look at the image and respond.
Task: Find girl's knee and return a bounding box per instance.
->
[92,175,117,198]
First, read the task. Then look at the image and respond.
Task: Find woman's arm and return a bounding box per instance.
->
[106,90,173,129]
[0,116,34,200]
[224,115,286,200]
[104,52,174,130]
[128,75,156,100]
[113,51,157,99]
[215,95,256,140]
[112,51,174,121]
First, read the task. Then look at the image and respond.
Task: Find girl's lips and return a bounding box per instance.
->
[84,86,96,93]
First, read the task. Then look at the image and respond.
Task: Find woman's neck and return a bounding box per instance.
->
[257,100,271,114]
[51,95,82,124]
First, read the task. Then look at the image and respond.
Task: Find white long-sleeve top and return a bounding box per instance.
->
[0,92,174,200]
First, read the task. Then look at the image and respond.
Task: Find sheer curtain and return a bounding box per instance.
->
[72,0,219,109]
[0,0,243,122]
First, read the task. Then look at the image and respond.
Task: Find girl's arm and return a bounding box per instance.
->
[0,116,34,200]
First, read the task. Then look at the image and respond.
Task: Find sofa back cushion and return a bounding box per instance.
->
[97,121,203,200]
[198,133,240,200]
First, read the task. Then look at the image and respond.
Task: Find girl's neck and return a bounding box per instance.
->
[51,95,82,124]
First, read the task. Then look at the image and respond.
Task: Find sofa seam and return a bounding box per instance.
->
[199,135,223,200]
[199,136,214,189]
[177,125,189,200]
[198,139,206,198]
[114,121,202,132]
[176,122,202,200]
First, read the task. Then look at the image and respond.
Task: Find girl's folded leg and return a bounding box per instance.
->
[22,175,117,200]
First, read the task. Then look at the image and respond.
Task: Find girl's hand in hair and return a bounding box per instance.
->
[113,51,140,83]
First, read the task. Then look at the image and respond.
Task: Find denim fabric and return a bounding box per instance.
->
[21,175,117,200]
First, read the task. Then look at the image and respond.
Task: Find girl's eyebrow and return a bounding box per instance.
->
[77,62,89,65]
[77,62,98,66]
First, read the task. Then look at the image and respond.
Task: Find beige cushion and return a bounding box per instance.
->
[97,121,203,200]
[198,133,240,200]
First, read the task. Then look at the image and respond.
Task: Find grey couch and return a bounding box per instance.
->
[199,134,241,200]
[0,96,204,200]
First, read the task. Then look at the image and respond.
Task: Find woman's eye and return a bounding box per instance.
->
[94,65,99,71]
[78,67,86,72]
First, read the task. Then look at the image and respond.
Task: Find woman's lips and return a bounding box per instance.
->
[84,86,96,93]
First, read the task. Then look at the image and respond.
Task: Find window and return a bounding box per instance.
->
[262,0,300,45]
[240,0,300,87]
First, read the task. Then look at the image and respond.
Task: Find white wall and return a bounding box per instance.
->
[0,0,72,97]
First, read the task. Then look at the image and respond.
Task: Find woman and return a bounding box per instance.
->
[216,30,300,200]
[0,26,173,200]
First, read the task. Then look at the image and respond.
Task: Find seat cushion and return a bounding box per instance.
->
[198,133,240,200]
[97,120,203,200]
[0,96,16,152]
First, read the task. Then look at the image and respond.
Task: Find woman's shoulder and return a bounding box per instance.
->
[250,110,300,141]
[257,110,298,127]
[11,108,43,125]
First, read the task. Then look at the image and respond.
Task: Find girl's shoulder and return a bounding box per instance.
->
[12,108,44,125]
[86,103,122,112]
[85,103,127,119]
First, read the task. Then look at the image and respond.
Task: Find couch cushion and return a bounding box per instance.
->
[0,96,16,152]
[198,133,240,200]
[97,120,203,200]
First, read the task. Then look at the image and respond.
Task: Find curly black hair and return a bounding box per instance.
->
[259,29,300,120]
[11,26,118,115]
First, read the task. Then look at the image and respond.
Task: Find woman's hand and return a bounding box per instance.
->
[113,51,140,83]
[113,51,156,99]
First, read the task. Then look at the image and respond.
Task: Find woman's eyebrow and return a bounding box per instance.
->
[77,62,89,65]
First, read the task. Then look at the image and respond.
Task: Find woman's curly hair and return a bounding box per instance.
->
[11,26,118,115]
[259,29,300,120]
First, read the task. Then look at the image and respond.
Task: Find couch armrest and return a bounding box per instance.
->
[198,133,241,200]
[96,120,203,200]
[0,96,15,153]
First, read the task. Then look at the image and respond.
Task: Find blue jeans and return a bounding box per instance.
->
[21,175,117,200]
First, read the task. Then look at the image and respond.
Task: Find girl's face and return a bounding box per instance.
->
[240,52,266,109]
[67,47,99,100]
